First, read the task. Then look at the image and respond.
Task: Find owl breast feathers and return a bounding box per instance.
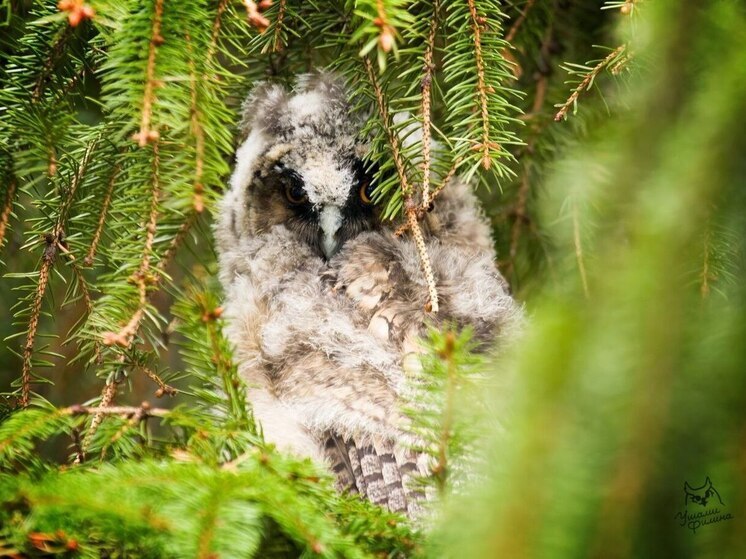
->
[215,73,522,517]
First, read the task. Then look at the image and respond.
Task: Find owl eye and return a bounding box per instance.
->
[354,159,379,205]
[359,178,375,205]
[285,181,308,205]
[275,164,308,205]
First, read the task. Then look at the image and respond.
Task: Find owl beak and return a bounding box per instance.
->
[319,205,343,260]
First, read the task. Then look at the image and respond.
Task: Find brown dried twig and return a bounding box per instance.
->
[69,402,170,419]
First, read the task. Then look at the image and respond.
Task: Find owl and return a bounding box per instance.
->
[215,73,522,516]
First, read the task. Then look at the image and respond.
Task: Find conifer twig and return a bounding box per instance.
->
[272,0,287,52]
[20,237,55,408]
[393,157,461,238]
[507,172,530,271]
[101,210,196,349]
[0,178,16,249]
[79,373,121,458]
[133,0,164,147]
[419,1,438,210]
[69,402,169,418]
[140,365,178,397]
[364,58,439,313]
[554,44,627,122]
[20,140,97,407]
[84,164,119,266]
[374,0,395,53]
[32,26,72,102]
[186,34,206,213]
[57,241,93,313]
[467,0,498,169]
[102,146,161,348]
[159,211,197,267]
[207,0,231,63]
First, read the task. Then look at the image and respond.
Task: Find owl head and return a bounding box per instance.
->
[221,73,380,260]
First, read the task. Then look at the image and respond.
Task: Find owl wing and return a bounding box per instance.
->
[323,431,429,517]
[330,177,522,349]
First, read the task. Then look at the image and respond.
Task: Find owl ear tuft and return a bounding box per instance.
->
[239,81,289,138]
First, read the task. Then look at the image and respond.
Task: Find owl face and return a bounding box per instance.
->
[229,73,382,260]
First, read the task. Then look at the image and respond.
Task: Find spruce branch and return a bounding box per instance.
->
[186,34,206,214]
[31,25,72,103]
[133,0,165,147]
[243,0,270,32]
[271,0,287,52]
[0,177,16,249]
[207,0,232,63]
[554,44,627,121]
[57,242,93,313]
[68,403,170,419]
[442,0,520,180]
[393,157,461,238]
[159,211,198,267]
[468,0,499,170]
[80,372,122,457]
[84,164,119,266]
[20,139,98,407]
[507,172,531,272]
[419,0,439,211]
[403,327,484,496]
[139,365,178,398]
[603,0,639,15]
[505,64,550,277]
[198,295,248,423]
[20,239,54,408]
[101,146,161,349]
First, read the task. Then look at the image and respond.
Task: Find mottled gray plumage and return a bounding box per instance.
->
[216,73,521,516]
